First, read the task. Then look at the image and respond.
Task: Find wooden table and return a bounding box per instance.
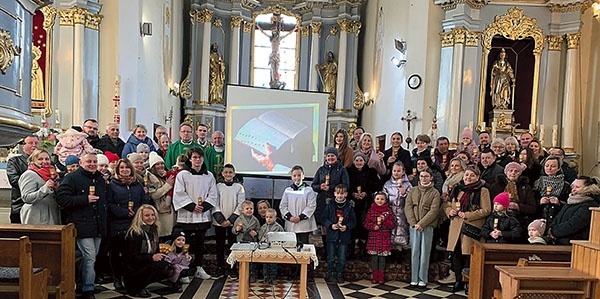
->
[227,244,318,299]
[495,266,597,299]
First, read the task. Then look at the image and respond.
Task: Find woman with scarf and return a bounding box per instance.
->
[18,148,60,224]
[548,176,600,245]
[107,158,147,291]
[490,162,537,231]
[437,157,466,253]
[533,156,571,231]
[443,166,491,292]
[147,152,176,242]
[355,132,386,176]
[347,152,381,260]
[123,204,172,297]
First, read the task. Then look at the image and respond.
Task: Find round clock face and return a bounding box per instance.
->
[408,74,422,89]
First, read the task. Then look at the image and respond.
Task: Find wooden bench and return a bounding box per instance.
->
[468,241,572,299]
[0,236,50,299]
[0,224,76,299]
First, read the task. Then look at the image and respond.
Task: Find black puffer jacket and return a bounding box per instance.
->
[550,196,599,245]
[107,178,147,237]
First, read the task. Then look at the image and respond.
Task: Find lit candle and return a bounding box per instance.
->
[183,244,189,253]
[493,218,498,229]
[325,174,330,185]
[197,196,203,205]
[546,186,552,196]
[552,125,558,147]
[89,185,95,195]
[338,216,344,225]
[357,186,362,193]
[128,201,133,210]
[55,109,60,127]
[455,201,461,211]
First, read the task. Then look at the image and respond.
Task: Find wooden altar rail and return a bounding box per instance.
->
[569,207,600,299]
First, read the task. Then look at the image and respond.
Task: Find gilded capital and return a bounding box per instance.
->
[547,35,563,51]
[85,13,103,30]
[548,1,592,13]
[451,27,467,44]
[565,32,580,49]
[440,31,454,47]
[72,6,88,25]
[40,6,57,30]
[242,21,253,34]
[231,16,243,29]
[465,30,480,47]
[58,8,73,26]
[336,20,361,35]
[300,26,309,38]
[198,9,214,23]
[310,21,322,35]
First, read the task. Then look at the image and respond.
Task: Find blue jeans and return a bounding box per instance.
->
[409,226,433,284]
[326,242,348,274]
[77,237,102,292]
[263,263,278,279]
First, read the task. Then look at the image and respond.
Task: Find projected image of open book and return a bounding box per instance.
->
[234,110,307,155]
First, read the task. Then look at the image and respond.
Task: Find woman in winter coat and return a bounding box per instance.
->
[121,124,157,158]
[147,152,176,241]
[443,166,491,292]
[19,149,60,224]
[533,156,571,229]
[354,132,386,176]
[490,162,537,230]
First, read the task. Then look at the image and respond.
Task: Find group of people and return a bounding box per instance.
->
[6,118,599,297]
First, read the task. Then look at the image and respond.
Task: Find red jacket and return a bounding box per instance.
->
[364,202,396,253]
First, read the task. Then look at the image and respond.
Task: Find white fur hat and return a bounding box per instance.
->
[148,151,164,169]
[96,154,109,166]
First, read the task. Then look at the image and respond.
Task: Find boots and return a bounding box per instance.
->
[378,270,385,284]
[326,272,337,283]
[371,270,378,284]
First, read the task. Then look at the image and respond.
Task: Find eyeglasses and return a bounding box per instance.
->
[419,175,431,178]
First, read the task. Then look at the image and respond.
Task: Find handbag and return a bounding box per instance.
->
[461,222,482,239]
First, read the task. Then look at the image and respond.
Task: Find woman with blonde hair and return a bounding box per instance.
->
[19,148,60,224]
[355,132,386,176]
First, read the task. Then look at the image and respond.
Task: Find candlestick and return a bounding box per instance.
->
[325,174,330,185]
[89,186,95,195]
[552,125,558,147]
[128,201,133,210]
[468,121,474,131]
[493,218,498,229]
[491,121,497,139]
[55,109,60,128]
[197,196,203,205]
[539,124,545,147]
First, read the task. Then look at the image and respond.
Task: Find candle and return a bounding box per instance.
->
[377,215,382,225]
[89,185,95,195]
[183,244,189,253]
[143,176,148,186]
[197,196,203,205]
[491,122,497,139]
[493,218,498,229]
[325,174,330,185]
[468,121,474,131]
[539,124,545,147]
[455,201,461,211]
[480,122,486,131]
[546,186,552,196]
[519,153,524,163]
[357,186,362,193]
[50,168,56,178]
[552,125,558,147]
[412,168,417,175]
[397,178,402,186]
[237,221,243,228]
[472,147,479,156]
[128,201,133,210]
[55,110,60,127]
[338,216,344,225]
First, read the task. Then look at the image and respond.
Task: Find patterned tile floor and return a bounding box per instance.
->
[92,276,467,299]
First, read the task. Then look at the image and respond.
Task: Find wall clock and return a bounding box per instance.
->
[408,74,422,90]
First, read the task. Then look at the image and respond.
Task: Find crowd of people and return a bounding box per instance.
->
[6,119,600,297]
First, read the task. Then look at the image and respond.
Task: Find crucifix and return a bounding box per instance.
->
[401,110,418,149]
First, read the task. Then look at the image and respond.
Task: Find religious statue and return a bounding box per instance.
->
[490,48,515,110]
[209,43,225,105]
[256,13,296,89]
[31,45,45,103]
[316,51,338,110]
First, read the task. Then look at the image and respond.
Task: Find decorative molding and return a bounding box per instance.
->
[299,26,309,38]
[440,31,454,47]
[310,21,322,35]
[190,9,214,23]
[440,28,479,47]
[40,6,57,30]
[548,0,592,13]
[180,66,192,101]
[58,6,101,29]
[72,7,87,25]
[452,27,467,44]
[565,32,581,49]
[329,26,338,36]
[547,35,563,51]
[231,16,243,29]
[0,29,19,74]
[435,0,487,11]
[337,19,361,34]
[213,17,222,28]
[85,13,103,30]
[481,7,545,54]
[465,30,480,47]
[242,21,252,33]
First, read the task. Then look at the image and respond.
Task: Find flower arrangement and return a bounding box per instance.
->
[35,119,62,152]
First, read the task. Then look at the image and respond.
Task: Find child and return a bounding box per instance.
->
[212,164,245,278]
[255,199,285,227]
[383,161,412,256]
[323,184,356,283]
[527,219,547,245]
[258,208,285,284]
[405,168,440,287]
[456,127,477,159]
[136,143,151,168]
[481,192,523,243]
[65,155,80,173]
[54,128,95,166]
[363,192,395,284]
[96,153,111,183]
[233,200,261,243]
[104,151,119,174]
[164,230,194,292]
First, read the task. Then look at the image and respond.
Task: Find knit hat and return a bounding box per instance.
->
[171,228,186,243]
[353,151,368,162]
[104,151,119,163]
[528,219,546,234]
[504,162,525,176]
[148,151,164,169]
[97,154,109,166]
[136,143,150,153]
[127,153,143,164]
[65,155,79,166]
[324,147,338,158]
[461,127,473,139]
[493,192,510,209]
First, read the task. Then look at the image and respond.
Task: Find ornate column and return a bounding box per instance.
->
[309,21,321,92]
[561,32,581,153]
[449,27,466,144]
[543,35,563,136]
[336,19,349,111]
[229,16,242,85]
[71,7,86,125]
[199,9,213,104]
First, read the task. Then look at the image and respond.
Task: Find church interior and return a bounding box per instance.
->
[1,0,600,298]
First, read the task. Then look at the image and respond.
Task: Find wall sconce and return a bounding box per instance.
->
[353,78,375,110]
[593,1,600,22]
[140,22,152,36]
[170,83,180,97]
[391,56,406,68]
[395,38,406,55]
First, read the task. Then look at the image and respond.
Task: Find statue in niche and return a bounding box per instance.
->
[209,43,225,105]
[316,51,338,109]
[31,45,45,103]
[490,48,515,110]
[256,13,296,89]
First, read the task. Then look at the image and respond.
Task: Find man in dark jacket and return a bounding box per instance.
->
[7,135,39,223]
[57,153,107,299]
[96,122,125,157]
[479,149,504,190]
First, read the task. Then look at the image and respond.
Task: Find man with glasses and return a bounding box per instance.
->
[164,122,199,169]
[82,119,100,149]
[96,123,125,157]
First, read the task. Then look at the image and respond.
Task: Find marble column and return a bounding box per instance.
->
[229,16,242,85]
[72,7,86,126]
[561,32,581,153]
[199,9,214,104]
[309,22,322,92]
[449,27,466,145]
[336,21,348,111]
[542,35,563,136]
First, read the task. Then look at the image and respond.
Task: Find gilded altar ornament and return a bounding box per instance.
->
[0,29,19,74]
[316,51,338,110]
[547,35,563,51]
[31,45,45,102]
[180,66,192,101]
[231,16,243,29]
[490,49,515,110]
[209,43,225,105]
[310,21,322,35]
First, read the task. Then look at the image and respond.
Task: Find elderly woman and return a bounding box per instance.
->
[533,156,571,230]
[548,176,600,245]
[18,149,60,224]
[491,138,512,167]
[490,162,537,230]
[355,132,386,176]
[122,124,157,158]
[504,136,519,162]
[444,166,491,292]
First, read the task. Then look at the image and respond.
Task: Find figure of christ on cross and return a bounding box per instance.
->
[256,13,296,89]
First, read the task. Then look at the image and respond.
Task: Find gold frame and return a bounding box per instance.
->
[250,4,301,90]
[35,6,56,118]
[478,7,545,127]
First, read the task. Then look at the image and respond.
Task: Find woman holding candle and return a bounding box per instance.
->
[490,162,537,231]
[355,132,386,176]
[382,132,412,182]
[533,156,571,231]
[443,166,491,292]
[437,157,467,251]
[147,152,177,242]
[333,129,354,168]
[107,158,147,291]
[18,149,60,224]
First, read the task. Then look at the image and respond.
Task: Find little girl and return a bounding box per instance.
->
[456,127,477,159]
[363,192,395,284]
[164,230,194,292]
[383,162,412,256]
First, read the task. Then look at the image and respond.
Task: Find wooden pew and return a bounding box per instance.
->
[469,241,572,299]
[0,224,76,299]
[0,236,50,299]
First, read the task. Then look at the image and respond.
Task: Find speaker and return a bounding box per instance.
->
[127,107,136,131]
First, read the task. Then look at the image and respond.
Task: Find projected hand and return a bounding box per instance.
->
[251,142,275,171]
